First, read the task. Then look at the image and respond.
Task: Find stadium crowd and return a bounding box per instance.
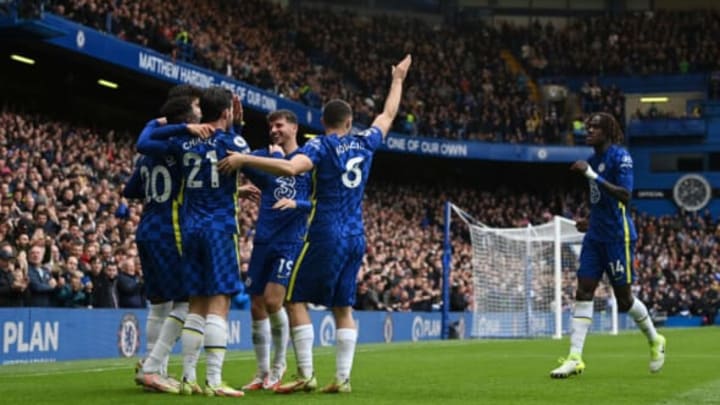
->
[509,10,720,77]
[50,0,563,144]
[49,2,719,146]
[0,108,717,324]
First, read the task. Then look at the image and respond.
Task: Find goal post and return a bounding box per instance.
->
[442,202,619,339]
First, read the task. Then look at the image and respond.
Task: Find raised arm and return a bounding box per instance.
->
[371,54,412,137]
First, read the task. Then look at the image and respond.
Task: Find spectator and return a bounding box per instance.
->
[93,260,119,308]
[117,258,144,308]
[27,245,58,307]
[56,270,91,308]
[0,245,28,307]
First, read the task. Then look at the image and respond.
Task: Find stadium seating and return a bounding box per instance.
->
[50,2,720,145]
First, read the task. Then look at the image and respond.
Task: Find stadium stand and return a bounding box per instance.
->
[0,107,716,320]
[49,2,720,146]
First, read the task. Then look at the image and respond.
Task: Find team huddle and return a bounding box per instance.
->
[125,49,666,396]
[127,55,412,396]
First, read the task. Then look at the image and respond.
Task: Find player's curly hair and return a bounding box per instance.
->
[591,112,624,145]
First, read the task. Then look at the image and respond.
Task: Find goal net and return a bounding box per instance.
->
[451,204,619,339]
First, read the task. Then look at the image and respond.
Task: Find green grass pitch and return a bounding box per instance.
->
[1,327,718,404]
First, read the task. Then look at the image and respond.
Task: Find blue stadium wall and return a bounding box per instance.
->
[1,308,714,364]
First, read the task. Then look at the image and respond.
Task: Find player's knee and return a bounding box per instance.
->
[575,289,594,302]
[263,294,283,314]
[616,297,633,312]
[250,296,267,318]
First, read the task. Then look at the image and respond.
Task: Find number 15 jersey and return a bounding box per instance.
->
[299,126,383,242]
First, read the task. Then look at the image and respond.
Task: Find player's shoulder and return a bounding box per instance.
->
[609,144,632,160]
[304,135,328,151]
[217,131,250,151]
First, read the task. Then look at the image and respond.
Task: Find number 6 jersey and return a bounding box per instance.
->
[298,126,383,242]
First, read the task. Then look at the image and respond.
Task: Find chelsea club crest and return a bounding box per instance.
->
[117,313,141,358]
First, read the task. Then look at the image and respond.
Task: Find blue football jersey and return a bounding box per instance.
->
[168,130,251,234]
[298,126,383,241]
[585,144,638,242]
[125,154,182,241]
[244,149,312,243]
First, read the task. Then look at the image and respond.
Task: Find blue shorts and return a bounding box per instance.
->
[578,238,636,287]
[181,229,242,297]
[285,235,365,307]
[137,239,186,301]
[246,242,303,296]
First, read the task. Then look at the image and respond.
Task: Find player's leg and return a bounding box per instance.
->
[263,282,288,389]
[179,296,207,395]
[275,301,316,393]
[550,240,602,379]
[243,243,272,390]
[263,245,297,389]
[154,300,189,377]
[201,231,244,397]
[139,239,186,378]
[321,235,363,393]
[135,241,171,368]
[178,232,207,395]
[135,240,178,392]
[608,240,664,373]
[320,306,355,394]
[203,294,243,397]
[243,295,270,390]
[275,240,339,393]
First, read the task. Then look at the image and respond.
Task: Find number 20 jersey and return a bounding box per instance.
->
[130,154,182,241]
[299,126,383,242]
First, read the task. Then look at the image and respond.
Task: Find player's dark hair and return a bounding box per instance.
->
[159,96,195,124]
[200,87,233,123]
[322,99,353,128]
[267,109,298,125]
[167,84,202,100]
[592,112,624,145]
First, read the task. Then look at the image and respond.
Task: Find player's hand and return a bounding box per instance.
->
[218,150,246,174]
[392,54,412,81]
[269,144,284,156]
[575,218,589,233]
[570,160,589,174]
[232,94,243,125]
[187,124,215,139]
[237,184,261,203]
[155,117,168,126]
[272,198,297,210]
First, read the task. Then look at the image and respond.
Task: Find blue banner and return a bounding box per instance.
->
[1,308,712,364]
[539,73,707,93]
[383,133,592,162]
[41,14,321,129]
[628,118,706,137]
[0,308,473,364]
